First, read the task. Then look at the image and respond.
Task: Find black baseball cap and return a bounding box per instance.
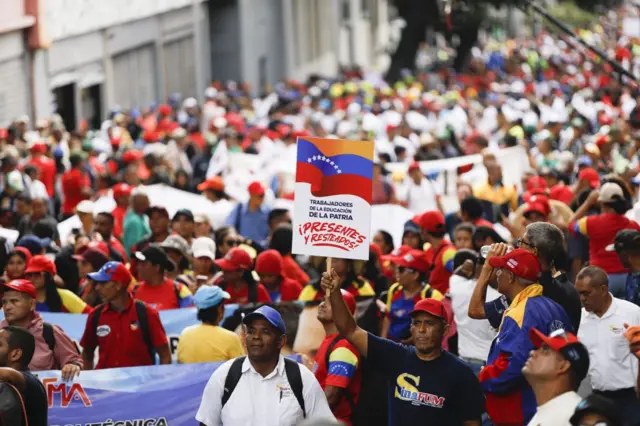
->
[146,205,169,218]
[172,208,194,222]
[135,244,175,271]
[608,229,640,253]
[570,394,622,426]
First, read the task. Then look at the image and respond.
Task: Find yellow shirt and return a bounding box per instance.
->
[177,324,244,364]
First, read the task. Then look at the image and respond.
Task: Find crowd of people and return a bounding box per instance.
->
[1,4,640,426]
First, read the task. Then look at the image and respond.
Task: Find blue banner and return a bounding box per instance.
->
[37,363,222,426]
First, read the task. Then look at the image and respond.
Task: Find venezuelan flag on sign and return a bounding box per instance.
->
[295,137,374,204]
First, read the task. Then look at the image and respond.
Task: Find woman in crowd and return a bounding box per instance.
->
[160,234,192,279]
[372,230,394,256]
[191,236,217,286]
[214,226,242,259]
[74,246,110,307]
[453,223,475,250]
[401,219,423,249]
[214,247,271,305]
[3,247,31,281]
[25,255,91,313]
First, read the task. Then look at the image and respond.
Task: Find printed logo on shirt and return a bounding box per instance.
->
[96,325,111,337]
[277,384,293,400]
[609,325,624,334]
[394,373,446,408]
[130,321,140,331]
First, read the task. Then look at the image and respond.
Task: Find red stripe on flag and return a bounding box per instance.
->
[296,162,372,204]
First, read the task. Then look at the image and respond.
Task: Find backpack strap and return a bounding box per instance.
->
[420,284,434,299]
[324,335,356,413]
[173,281,181,306]
[234,203,243,233]
[132,283,140,297]
[134,300,156,363]
[248,283,258,304]
[222,356,246,407]
[5,382,28,426]
[283,357,306,418]
[42,322,56,352]
[91,304,106,338]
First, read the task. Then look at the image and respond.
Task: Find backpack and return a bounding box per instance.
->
[222,356,305,418]
[132,281,181,308]
[42,322,56,351]
[92,300,155,362]
[0,382,27,426]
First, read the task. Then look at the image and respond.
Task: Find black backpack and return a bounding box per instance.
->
[221,356,305,418]
[42,322,56,351]
[0,382,27,426]
[92,300,155,362]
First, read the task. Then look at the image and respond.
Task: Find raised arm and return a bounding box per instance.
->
[468,244,508,320]
[321,269,368,356]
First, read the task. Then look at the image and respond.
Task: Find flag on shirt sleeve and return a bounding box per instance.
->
[326,346,359,388]
[442,247,457,273]
[177,283,195,308]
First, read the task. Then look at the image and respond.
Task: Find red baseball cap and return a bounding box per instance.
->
[549,184,573,205]
[408,162,421,173]
[488,248,541,281]
[88,261,132,287]
[529,328,590,383]
[247,181,265,197]
[122,150,144,164]
[255,249,283,276]
[526,176,548,192]
[341,289,357,315]
[9,247,32,265]
[410,298,448,323]
[197,176,225,192]
[419,211,446,234]
[524,195,551,218]
[522,187,548,203]
[215,247,253,271]
[380,244,412,262]
[391,249,432,273]
[2,279,36,298]
[25,255,57,275]
[112,183,132,199]
[30,143,48,154]
[87,240,110,257]
[578,167,600,189]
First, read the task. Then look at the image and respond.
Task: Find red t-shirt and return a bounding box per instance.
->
[80,298,168,369]
[261,277,303,302]
[223,282,272,305]
[472,218,494,228]
[61,168,90,215]
[569,213,640,274]
[314,333,362,425]
[28,155,56,197]
[112,206,127,240]
[282,254,310,287]
[109,236,128,262]
[425,241,457,294]
[133,278,193,311]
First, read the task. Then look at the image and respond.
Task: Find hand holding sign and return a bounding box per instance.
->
[321,269,341,295]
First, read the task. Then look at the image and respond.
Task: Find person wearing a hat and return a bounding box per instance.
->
[478,245,573,426]
[74,247,110,307]
[320,268,485,425]
[93,212,128,262]
[60,152,92,219]
[314,289,362,425]
[16,234,48,257]
[255,249,303,302]
[381,249,445,343]
[75,199,95,236]
[214,247,271,304]
[122,190,150,256]
[25,255,90,314]
[419,210,457,294]
[224,180,271,244]
[177,285,243,364]
[522,194,552,226]
[570,394,623,426]
[110,182,132,240]
[197,176,228,203]
[575,266,640,424]
[523,328,590,425]
[173,208,196,246]
[189,236,216,285]
[3,247,32,281]
[80,262,171,369]
[194,213,214,238]
[379,244,412,283]
[128,205,171,278]
[569,182,640,298]
[611,229,640,307]
[134,244,194,311]
[196,305,334,425]
[161,234,192,279]
[0,279,83,377]
[398,162,443,214]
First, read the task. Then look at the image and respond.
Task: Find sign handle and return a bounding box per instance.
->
[325,257,332,297]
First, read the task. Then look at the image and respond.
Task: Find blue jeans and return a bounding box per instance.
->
[608,273,628,299]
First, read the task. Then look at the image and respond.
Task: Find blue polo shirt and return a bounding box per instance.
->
[367,333,485,426]
[224,202,271,243]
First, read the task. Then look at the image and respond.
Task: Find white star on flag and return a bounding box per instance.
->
[307,158,312,163]
[312,155,317,161]
[329,161,335,166]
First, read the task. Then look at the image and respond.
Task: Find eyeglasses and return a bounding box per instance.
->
[578,422,611,426]
[397,266,416,274]
[224,239,240,247]
[515,238,535,249]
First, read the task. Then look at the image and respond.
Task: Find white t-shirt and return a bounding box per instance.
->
[526,391,582,426]
[449,275,501,361]
[399,177,441,214]
[196,356,334,426]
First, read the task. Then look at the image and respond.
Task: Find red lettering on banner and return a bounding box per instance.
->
[43,378,92,408]
[298,221,366,252]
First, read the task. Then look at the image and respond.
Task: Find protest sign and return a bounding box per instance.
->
[292,137,374,261]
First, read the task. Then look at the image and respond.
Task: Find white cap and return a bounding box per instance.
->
[171,127,187,139]
[192,237,216,260]
[183,97,198,109]
[76,200,95,214]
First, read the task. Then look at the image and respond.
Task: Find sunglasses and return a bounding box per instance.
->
[514,238,535,249]
[224,239,240,247]
[397,266,416,274]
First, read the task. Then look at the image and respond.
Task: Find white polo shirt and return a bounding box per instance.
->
[196,355,335,426]
[526,391,582,426]
[577,296,640,391]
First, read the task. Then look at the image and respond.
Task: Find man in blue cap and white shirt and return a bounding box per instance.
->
[196,305,334,426]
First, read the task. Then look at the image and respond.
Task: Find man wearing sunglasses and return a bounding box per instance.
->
[523,328,590,426]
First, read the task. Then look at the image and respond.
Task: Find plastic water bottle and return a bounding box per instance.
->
[480,245,514,258]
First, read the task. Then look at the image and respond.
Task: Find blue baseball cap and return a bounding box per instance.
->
[243,305,286,334]
[194,285,230,310]
[87,261,132,286]
[16,235,51,256]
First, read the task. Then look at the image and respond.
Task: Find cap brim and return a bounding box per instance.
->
[72,254,86,261]
[135,252,146,262]
[487,256,507,269]
[242,311,282,332]
[215,258,239,271]
[87,271,111,282]
[193,250,215,260]
[605,243,616,252]
[409,307,446,321]
[529,328,549,349]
